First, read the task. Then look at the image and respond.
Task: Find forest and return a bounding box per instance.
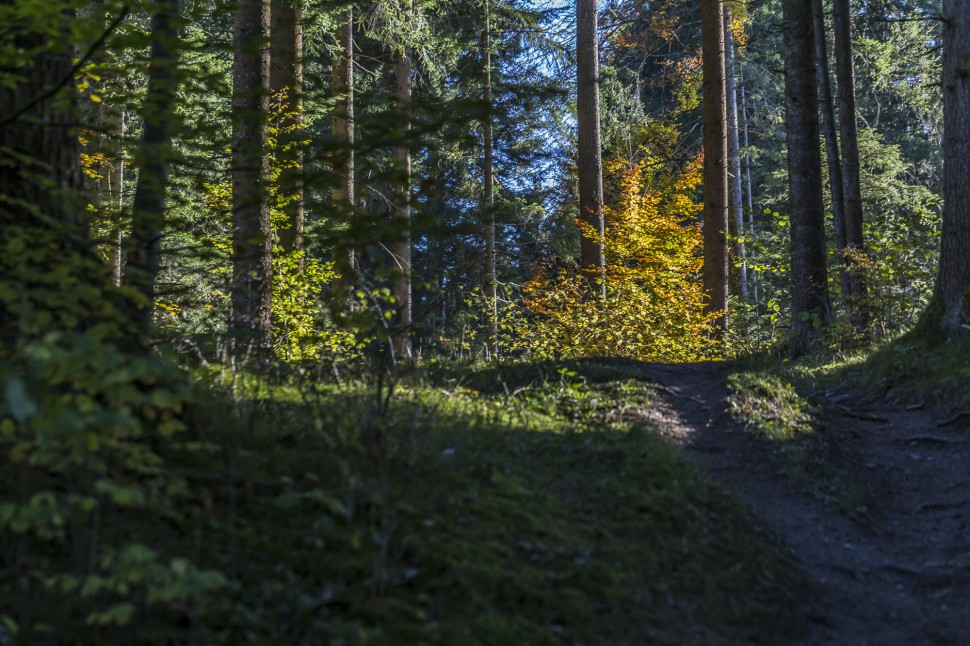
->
[1,0,969,641]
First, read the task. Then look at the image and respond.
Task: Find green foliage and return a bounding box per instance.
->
[272,252,359,363]
[0,331,231,640]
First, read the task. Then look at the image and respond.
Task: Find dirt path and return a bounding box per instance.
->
[641,362,970,645]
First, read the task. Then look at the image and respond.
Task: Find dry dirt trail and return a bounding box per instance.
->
[640,362,970,645]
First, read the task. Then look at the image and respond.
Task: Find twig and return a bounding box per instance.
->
[659,385,707,406]
[901,435,969,445]
[938,411,970,428]
[0,6,130,129]
[837,405,890,423]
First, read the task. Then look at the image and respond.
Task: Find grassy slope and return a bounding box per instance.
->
[725,330,970,516]
[840,331,970,409]
[0,358,805,643]
[162,359,802,644]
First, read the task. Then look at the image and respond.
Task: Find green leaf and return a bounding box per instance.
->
[5,378,37,422]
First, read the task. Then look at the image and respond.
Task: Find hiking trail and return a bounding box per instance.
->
[642,362,970,645]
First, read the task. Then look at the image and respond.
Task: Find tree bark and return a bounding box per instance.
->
[832,0,867,324]
[741,79,759,305]
[0,44,85,239]
[125,0,180,338]
[332,7,355,293]
[576,0,606,299]
[483,3,498,359]
[783,0,830,355]
[930,0,970,334]
[392,50,413,359]
[701,0,729,334]
[724,6,747,299]
[813,0,848,300]
[231,0,273,344]
[87,0,125,286]
[270,0,303,258]
[100,106,125,286]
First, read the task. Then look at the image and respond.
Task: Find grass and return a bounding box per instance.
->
[726,370,870,516]
[835,330,970,410]
[1,358,807,643]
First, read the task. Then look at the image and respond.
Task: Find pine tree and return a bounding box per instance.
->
[701,0,729,333]
[930,0,970,334]
[231,0,273,344]
[576,0,606,298]
[783,0,829,355]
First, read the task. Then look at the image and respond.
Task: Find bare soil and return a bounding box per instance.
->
[641,362,970,645]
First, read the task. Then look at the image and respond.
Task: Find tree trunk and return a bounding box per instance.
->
[930,0,970,334]
[101,106,125,286]
[332,7,355,293]
[0,16,89,344]
[741,79,759,306]
[483,2,498,360]
[0,47,85,238]
[701,0,729,334]
[270,0,304,259]
[813,0,848,299]
[87,0,125,286]
[125,0,180,338]
[576,0,606,299]
[783,0,830,355]
[832,0,867,325]
[231,0,273,344]
[392,50,412,359]
[724,6,747,300]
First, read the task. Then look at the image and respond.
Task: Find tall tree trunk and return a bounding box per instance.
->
[701,0,729,334]
[576,0,606,299]
[270,0,304,258]
[0,46,85,238]
[483,2,498,359]
[125,0,180,338]
[832,0,867,325]
[87,0,125,286]
[332,7,355,294]
[231,0,273,344]
[101,106,125,286]
[392,50,412,359]
[0,13,89,347]
[783,0,830,356]
[724,6,747,299]
[813,0,848,299]
[740,79,759,306]
[930,0,970,334]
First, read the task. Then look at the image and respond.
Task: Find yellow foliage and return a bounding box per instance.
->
[512,153,720,362]
[272,252,358,363]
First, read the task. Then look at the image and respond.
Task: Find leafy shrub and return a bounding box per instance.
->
[511,156,719,362]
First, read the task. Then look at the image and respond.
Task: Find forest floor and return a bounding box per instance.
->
[641,361,970,645]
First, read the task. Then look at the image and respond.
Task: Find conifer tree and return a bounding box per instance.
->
[832,0,867,324]
[231,0,273,344]
[701,0,729,333]
[126,0,181,337]
[930,0,970,334]
[783,0,829,354]
[576,0,606,299]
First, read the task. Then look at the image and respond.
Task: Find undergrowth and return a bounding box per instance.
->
[1,356,804,643]
[834,330,970,410]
